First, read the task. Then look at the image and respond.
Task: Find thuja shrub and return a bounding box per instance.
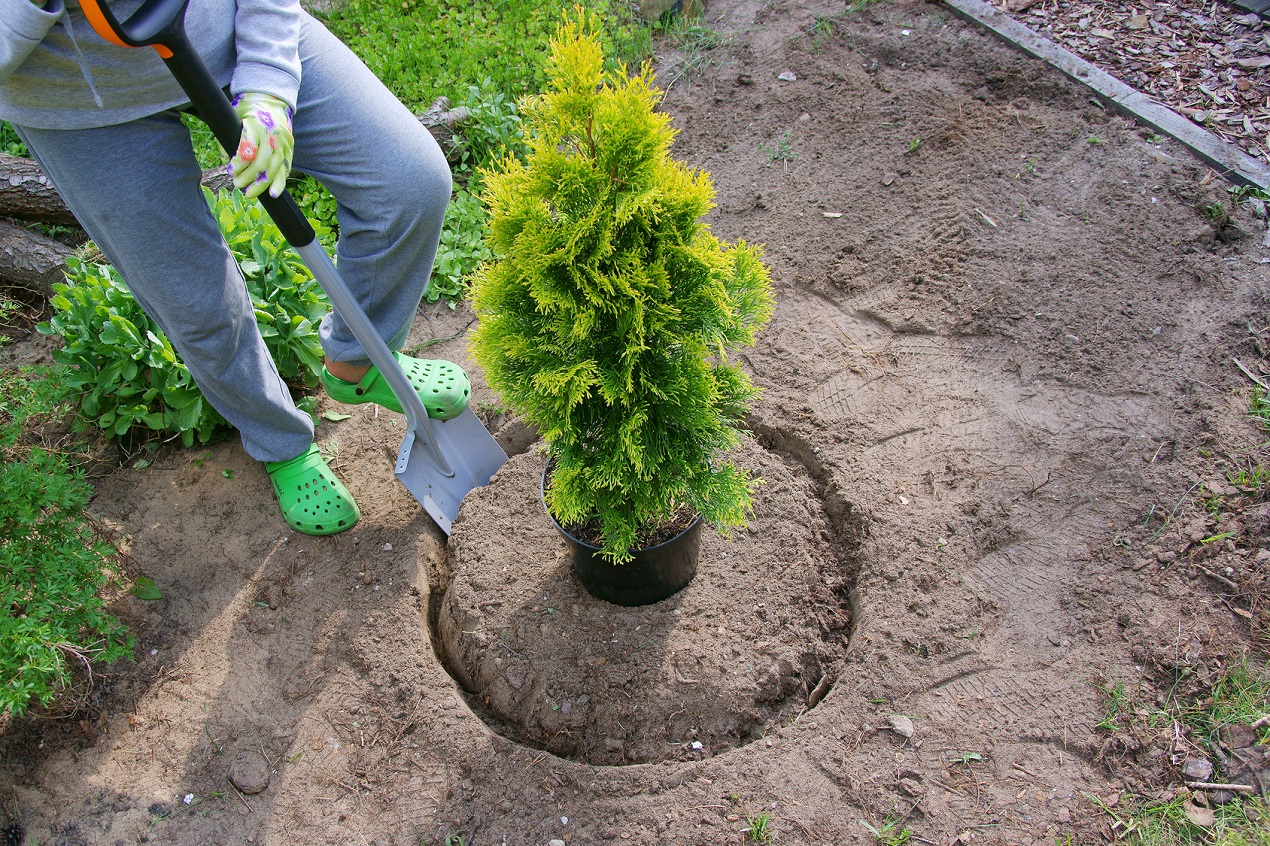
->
[469,15,775,561]
[0,367,131,717]
[41,188,328,447]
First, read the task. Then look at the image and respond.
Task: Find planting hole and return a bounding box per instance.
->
[434,434,860,765]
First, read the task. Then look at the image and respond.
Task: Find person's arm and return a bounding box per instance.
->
[1,0,63,84]
[226,1,304,200]
[230,0,303,111]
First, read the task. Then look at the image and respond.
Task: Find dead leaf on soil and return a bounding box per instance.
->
[1184,798,1216,827]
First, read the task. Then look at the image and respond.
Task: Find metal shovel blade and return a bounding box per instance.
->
[394,406,508,534]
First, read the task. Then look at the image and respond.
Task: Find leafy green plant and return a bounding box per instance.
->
[42,257,229,446]
[450,78,528,185]
[0,120,27,157]
[429,189,494,306]
[314,0,646,115]
[0,295,18,347]
[905,137,922,155]
[0,365,132,717]
[469,14,775,561]
[41,187,329,447]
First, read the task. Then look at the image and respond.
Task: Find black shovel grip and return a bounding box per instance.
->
[79,0,316,247]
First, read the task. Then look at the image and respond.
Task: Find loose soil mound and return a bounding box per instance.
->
[437,436,858,765]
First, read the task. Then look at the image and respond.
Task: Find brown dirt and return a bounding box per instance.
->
[3,0,1270,843]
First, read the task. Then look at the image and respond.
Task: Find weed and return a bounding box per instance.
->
[0,366,132,717]
[1230,184,1270,207]
[1205,201,1230,221]
[1088,135,1106,145]
[0,295,18,347]
[0,120,27,156]
[1228,463,1269,497]
[861,814,913,845]
[1096,680,1129,732]
[809,15,836,50]
[658,15,723,89]
[745,812,775,842]
[1087,663,1270,844]
[904,137,922,155]
[760,132,798,170]
[41,187,331,447]
[1250,388,1270,431]
[846,0,882,11]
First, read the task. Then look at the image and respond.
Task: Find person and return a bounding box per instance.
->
[1,0,471,536]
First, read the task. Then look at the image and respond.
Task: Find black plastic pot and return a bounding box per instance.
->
[541,463,701,606]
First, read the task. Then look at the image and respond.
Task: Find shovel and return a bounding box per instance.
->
[80,0,507,534]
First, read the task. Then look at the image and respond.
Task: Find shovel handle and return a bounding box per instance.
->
[80,0,315,246]
[78,0,454,475]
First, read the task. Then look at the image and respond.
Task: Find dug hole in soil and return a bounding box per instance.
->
[3,0,1270,843]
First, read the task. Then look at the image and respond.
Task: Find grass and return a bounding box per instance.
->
[657,12,723,90]
[861,813,913,845]
[745,811,776,842]
[1091,662,1270,844]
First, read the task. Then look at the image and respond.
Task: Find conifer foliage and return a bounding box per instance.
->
[469,14,775,561]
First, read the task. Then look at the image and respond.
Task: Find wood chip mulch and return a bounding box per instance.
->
[992,0,1270,165]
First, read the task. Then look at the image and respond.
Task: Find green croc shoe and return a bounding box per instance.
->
[264,445,360,536]
[321,352,471,421]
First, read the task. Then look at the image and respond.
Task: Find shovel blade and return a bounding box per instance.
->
[394,406,507,534]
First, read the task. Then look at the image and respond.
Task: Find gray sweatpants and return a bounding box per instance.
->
[16,14,452,463]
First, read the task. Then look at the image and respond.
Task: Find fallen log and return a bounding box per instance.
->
[0,153,77,226]
[0,217,74,298]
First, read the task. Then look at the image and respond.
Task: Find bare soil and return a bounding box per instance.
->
[3,0,1270,843]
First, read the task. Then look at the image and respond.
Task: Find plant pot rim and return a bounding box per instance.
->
[539,458,703,554]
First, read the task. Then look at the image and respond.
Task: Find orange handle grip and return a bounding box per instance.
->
[79,0,182,59]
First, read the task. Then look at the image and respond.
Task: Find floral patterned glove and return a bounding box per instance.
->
[228,92,294,200]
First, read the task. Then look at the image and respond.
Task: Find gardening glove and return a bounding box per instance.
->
[228,92,294,200]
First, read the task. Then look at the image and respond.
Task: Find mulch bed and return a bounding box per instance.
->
[993,0,1270,166]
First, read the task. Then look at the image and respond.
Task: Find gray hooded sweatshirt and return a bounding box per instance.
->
[0,0,303,129]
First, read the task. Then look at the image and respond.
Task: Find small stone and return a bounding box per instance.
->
[550,840,566,846]
[777,71,797,82]
[1157,549,1177,563]
[1056,807,1072,823]
[605,738,623,752]
[230,753,270,795]
[887,714,915,738]
[897,777,923,797]
[1182,757,1214,781]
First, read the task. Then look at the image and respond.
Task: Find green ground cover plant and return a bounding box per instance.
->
[0,366,132,718]
[41,188,328,448]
